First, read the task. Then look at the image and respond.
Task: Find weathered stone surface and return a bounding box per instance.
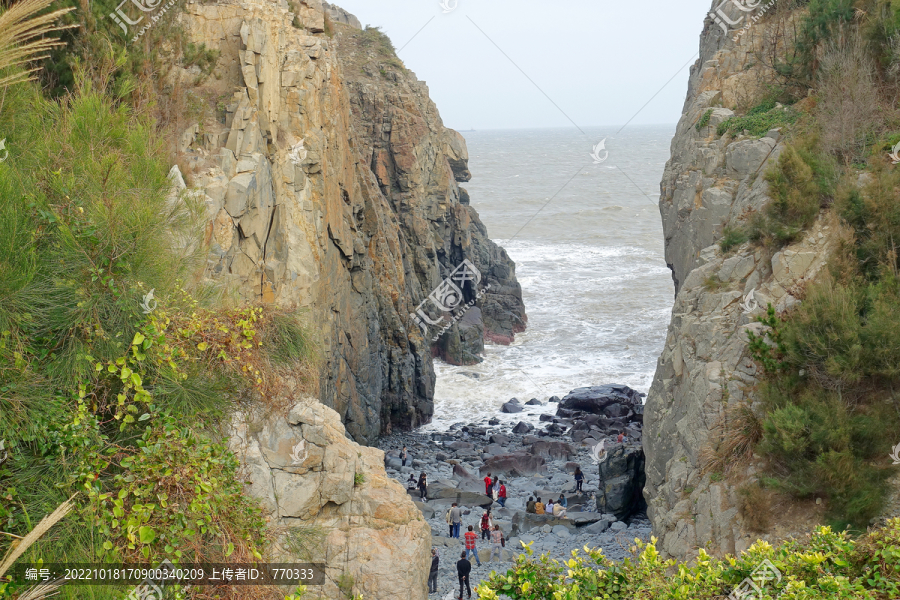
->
[426,484,492,507]
[510,511,575,536]
[177,0,525,445]
[646,8,842,562]
[229,398,430,600]
[479,452,547,477]
[597,444,646,519]
[528,441,575,461]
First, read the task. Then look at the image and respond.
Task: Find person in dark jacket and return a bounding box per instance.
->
[418,472,428,501]
[456,551,472,599]
[428,548,439,594]
[574,467,585,492]
[526,496,535,513]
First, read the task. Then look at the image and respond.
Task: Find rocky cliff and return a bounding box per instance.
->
[168,0,525,445]
[643,3,837,559]
[228,395,431,599]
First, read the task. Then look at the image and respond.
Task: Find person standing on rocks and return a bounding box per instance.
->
[401,446,408,467]
[574,467,585,492]
[480,509,492,540]
[445,505,454,537]
[428,548,439,594]
[534,497,545,514]
[489,524,504,562]
[418,472,428,501]
[484,472,493,497]
[464,525,482,567]
[450,503,462,538]
[457,551,472,599]
[497,480,507,507]
[526,496,536,513]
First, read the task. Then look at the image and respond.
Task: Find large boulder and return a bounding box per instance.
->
[501,399,524,413]
[426,484,493,507]
[228,398,431,600]
[558,385,643,416]
[479,452,547,477]
[510,511,575,536]
[528,441,575,461]
[566,512,607,526]
[597,444,646,519]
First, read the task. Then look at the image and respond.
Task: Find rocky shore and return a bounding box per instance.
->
[376,385,650,597]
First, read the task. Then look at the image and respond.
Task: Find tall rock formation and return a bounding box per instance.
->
[228,396,431,600]
[168,0,525,445]
[644,3,838,559]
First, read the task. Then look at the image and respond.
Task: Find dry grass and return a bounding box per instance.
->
[701,402,764,476]
[738,482,773,532]
[0,496,76,580]
[817,38,882,161]
[0,0,75,89]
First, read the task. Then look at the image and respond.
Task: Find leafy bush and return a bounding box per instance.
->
[476,519,900,600]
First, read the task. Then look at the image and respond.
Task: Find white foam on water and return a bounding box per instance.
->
[423,126,675,431]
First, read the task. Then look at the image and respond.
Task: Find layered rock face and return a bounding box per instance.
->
[228,397,431,599]
[644,4,838,559]
[172,0,525,444]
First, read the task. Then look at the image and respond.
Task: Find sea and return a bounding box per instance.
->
[423,125,676,431]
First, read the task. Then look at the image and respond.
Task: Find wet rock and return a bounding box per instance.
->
[558,385,643,415]
[525,398,542,406]
[512,421,533,434]
[501,399,524,414]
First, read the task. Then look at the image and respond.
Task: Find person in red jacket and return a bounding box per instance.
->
[484,472,492,496]
[497,480,507,507]
[463,525,482,567]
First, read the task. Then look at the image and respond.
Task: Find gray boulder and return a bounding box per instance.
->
[528,441,575,461]
[597,444,646,519]
[510,511,575,536]
[426,484,492,507]
[501,400,524,414]
[512,421,534,434]
[559,385,642,415]
[480,452,547,477]
[584,519,611,534]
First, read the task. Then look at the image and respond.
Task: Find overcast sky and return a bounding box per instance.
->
[332,0,713,130]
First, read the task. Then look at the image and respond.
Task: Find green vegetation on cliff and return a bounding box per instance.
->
[0,47,312,600]
[711,0,900,530]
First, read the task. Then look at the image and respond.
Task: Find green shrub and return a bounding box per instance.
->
[717,106,799,138]
[720,226,749,253]
[749,137,836,248]
[696,108,713,132]
[476,519,900,600]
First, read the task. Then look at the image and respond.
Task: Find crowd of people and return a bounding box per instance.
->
[398,449,604,598]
